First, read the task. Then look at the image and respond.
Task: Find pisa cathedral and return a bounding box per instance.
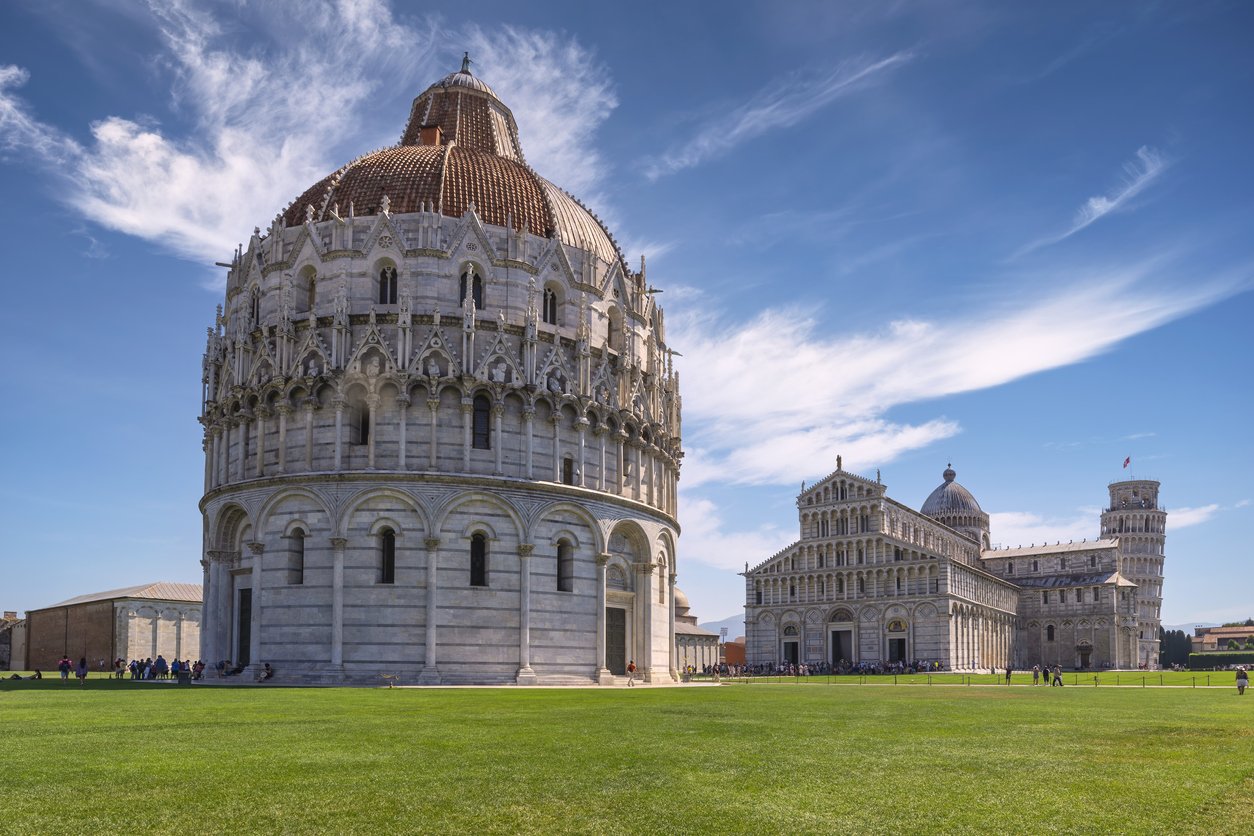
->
[198,60,682,684]
[745,463,1166,671]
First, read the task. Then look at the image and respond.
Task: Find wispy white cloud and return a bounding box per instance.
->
[461,25,616,201]
[671,255,1241,488]
[986,509,1101,550]
[678,495,794,572]
[0,7,624,276]
[0,1,438,269]
[1169,504,1222,529]
[642,51,913,180]
[1235,499,1251,509]
[1017,146,1168,256]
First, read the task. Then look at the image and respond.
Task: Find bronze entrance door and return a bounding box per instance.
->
[888,637,906,663]
[606,607,626,675]
[236,588,252,667]
[830,630,852,665]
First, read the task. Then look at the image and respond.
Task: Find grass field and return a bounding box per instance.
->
[1,678,1250,835]
[700,669,1244,687]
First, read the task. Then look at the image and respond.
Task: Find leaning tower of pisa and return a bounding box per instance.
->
[1100,480,1166,668]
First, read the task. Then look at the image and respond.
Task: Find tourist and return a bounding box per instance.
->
[627,660,637,687]
[76,657,88,685]
[1005,666,1013,686]
[1052,665,1063,687]
[1032,665,1040,686]
[1237,667,1248,696]
[261,662,274,681]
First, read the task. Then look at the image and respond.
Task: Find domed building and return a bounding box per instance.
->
[198,59,683,685]
[744,461,1163,671]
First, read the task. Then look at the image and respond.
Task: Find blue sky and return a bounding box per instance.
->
[1,1,1251,629]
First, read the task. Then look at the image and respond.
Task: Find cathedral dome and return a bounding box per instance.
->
[920,465,983,516]
[279,60,623,268]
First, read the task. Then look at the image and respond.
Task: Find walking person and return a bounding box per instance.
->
[1052,665,1063,687]
[58,656,72,684]
[626,660,636,687]
[1005,666,1013,686]
[1032,665,1040,686]
[1238,666,1248,696]
[75,657,88,686]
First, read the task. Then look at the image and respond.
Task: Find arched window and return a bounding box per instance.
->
[606,308,621,352]
[470,533,488,587]
[562,456,575,485]
[379,528,396,584]
[302,269,317,313]
[290,528,305,585]
[1046,624,1056,642]
[1007,561,1014,575]
[378,266,397,305]
[250,289,260,323]
[556,540,574,592]
[460,270,484,309]
[472,395,491,450]
[542,288,558,325]
[349,401,370,446]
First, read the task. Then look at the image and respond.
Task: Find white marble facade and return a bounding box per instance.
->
[199,63,681,684]
[745,464,1160,671]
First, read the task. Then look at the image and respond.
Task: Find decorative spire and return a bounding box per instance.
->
[461,52,472,74]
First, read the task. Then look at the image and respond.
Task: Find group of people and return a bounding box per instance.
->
[1029,664,1066,686]
[693,660,948,678]
[114,655,202,680]
[55,656,89,684]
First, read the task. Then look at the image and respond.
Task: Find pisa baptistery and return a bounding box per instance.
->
[198,59,683,685]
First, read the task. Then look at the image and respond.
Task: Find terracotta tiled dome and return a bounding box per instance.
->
[280,62,623,267]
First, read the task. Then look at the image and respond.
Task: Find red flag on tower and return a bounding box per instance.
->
[1123,456,1131,469]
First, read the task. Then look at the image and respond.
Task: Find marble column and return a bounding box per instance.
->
[668,571,678,681]
[461,400,472,471]
[396,395,409,470]
[247,541,264,670]
[333,400,345,470]
[419,537,441,684]
[199,556,212,663]
[523,409,535,479]
[330,537,345,671]
[254,409,267,477]
[595,553,612,685]
[276,403,290,473]
[427,398,439,470]
[516,544,537,684]
[366,394,379,469]
[493,404,505,475]
[637,561,654,681]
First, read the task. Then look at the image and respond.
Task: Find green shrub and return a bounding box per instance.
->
[1188,651,1254,669]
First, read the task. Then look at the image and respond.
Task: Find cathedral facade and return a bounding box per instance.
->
[744,464,1165,671]
[198,61,682,685]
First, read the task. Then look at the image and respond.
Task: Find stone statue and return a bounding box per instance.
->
[307,359,320,377]
[548,373,563,394]
[491,362,507,384]
[305,204,315,223]
[427,358,440,378]
[366,357,381,377]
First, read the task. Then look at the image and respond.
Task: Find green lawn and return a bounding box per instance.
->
[702,669,1243,687]
[0,678,1249,834]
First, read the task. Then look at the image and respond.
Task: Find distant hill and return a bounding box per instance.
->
[1164,622,1218,633]
[699,613,745,641]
